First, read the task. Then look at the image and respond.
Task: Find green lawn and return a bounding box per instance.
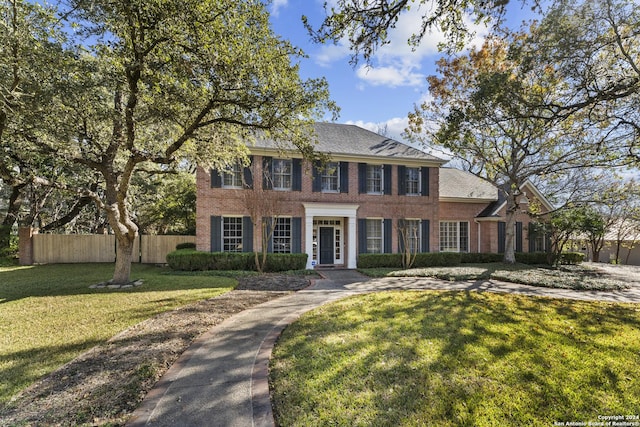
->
[0,263,235,403]
[359,263,630,291]
[271,291,640,426]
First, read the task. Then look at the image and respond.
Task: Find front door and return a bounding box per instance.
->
[319,227,334,265]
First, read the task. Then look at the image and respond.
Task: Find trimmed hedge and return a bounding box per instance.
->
[460,253,503,263]
[166,249,307,272]
[515,252,551,265]
[358,252,461,269]
[558,252,585,265]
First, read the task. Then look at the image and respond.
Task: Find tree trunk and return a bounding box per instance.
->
[502,195,518,264]
[592,248,601,263]
[113,233,135,284]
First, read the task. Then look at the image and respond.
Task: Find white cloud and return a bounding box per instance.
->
[271,0,288,17]
[356,64,424,87]
[315,42,352,68]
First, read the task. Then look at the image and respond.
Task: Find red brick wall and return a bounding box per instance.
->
[196,157,440,253]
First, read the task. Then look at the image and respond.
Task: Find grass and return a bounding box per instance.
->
[270,291,640,427]
[0,263,235,404]
[359,263,630,291]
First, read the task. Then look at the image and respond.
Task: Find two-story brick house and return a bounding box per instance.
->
[196,122,552,269]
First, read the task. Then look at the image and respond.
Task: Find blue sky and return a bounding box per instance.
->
[268,1,543,144]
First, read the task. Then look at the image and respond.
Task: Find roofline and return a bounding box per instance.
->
[247,146,447,167]
[492,180,554,214]
[440,197,499,204]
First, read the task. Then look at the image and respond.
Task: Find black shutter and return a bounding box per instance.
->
[498,221,506,253]
[383,219,392,253]
[292,217,302,253]
[340,162,349,193]
[263,157,273,190]
[545,229,552,253]
[398,219,406,253]
[398,165,406,195]
[358,218,367,254]
[292,159,302,191]
[421,167,430,196]
[528,222,535,252]
[421,220,430,253]
[358,163,367,194]
[383,164,392,195]
[264,217,273,253]
[210,216,221,252]
[211,169,222,188]
[243,156,253,189]
[243,216,253,252]
[516,222,523,253]
[312,162,321,192]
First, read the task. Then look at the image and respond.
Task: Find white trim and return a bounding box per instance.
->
[492,181,554,215]
[303,203,359,269]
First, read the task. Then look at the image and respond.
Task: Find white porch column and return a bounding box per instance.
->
[347,215,357,268]
[305,214,314,269]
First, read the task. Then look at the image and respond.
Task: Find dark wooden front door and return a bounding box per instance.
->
[319,227,334,265]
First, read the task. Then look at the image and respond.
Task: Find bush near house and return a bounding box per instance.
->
[166,249,307,272]
[358,253,461,269]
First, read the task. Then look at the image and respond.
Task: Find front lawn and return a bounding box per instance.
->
[0,263,235,403]
[271,291,640,426]
[359,263,630,291]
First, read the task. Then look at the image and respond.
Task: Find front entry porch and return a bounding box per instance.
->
[303,203,359,269]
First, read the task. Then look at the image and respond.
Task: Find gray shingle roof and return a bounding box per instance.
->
[439,168,498,201]
[254,122,445,164]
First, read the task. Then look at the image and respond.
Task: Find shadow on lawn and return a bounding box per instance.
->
[0,263,235,304]
[272,291,640,426]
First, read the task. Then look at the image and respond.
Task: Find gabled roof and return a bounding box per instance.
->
[439,168,498,202]
[253,122,446,166]
[477,180,555,218]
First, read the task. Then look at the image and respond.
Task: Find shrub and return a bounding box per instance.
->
[358,252,461,269]
[166,250,307,272]
[515,252,551,265]
[460,253,503,263]
[558,252,585,265]
[175,242,196,250]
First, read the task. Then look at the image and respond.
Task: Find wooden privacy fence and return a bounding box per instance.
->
[19,228,195,265]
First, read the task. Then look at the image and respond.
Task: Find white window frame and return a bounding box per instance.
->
[272,159,292,191]
[366,164,383,194]
[321,162,340,193]
[222,163,243,189]
[222,217,243,252]
[439,221,469,253]
[406,167,421,196]
[366,218,383,254]
[272,217,292,253]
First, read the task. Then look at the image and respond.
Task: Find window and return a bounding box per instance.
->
[272,217,292,253]
[366,219,383,253]
[366,165,383,194]
[223,217,243,252]
[321,162,339,192]
[272,159,292,190]
[399,219,422,253]
[406,167,420,195]
[439,221,469,252]
[223,163,243,188]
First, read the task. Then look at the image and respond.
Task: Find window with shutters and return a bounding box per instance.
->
[223,217,243,252]
[406,167,420,195]
[222,163,243,188]
[366,165,383,194]
[321,162,340,192]
[366,219,383,253]
[405,219,421,253]
[273,217,292,253]
[272,159,292,190]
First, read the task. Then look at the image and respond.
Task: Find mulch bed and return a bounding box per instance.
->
[0,274,311,427]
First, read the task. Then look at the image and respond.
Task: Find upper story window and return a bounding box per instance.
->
[406,167,421,195]
[223,163,243,188]
[272,159,292,190]
[321,162,340,192]
[366,165,383,194]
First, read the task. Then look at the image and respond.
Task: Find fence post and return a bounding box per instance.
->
[18,227,37,266]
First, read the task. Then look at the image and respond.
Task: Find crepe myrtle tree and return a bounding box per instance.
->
[43,0,337,284]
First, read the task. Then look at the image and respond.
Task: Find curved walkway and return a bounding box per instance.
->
[126,270,640,427]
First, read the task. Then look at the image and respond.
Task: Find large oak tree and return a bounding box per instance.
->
[39,0,337,284]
